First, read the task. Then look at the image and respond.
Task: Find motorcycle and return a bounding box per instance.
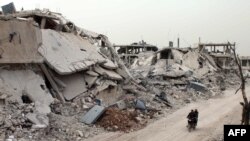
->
[187,118,197,132]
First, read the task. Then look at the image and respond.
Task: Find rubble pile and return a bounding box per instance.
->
[0,5,148,140]
[97,108,145,132]
[129,47,239,113]
[44,113,103,141]
[0,100,53,140]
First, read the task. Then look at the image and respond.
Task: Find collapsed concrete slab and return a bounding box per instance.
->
[94,65,123,80]
[26,113,49,129]
[0,69,53,114]
[187,81,207,92]
[86,70,99,77]
[84,74,98,88]
[101,59,118,70]
[39,29,106,75]
[96,79,117,92]
[54,72,88,101]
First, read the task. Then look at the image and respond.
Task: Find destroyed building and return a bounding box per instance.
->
[0,8,130,103]
[129,41,239,101]
[0,7,148,140]
[198,43,235,70]
[240,56,250,77]
[240,56,250,70]
[114,40,158,66]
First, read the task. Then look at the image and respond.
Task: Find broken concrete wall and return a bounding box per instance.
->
[96,87,123,106]
[131,48,216,78]
[0,69,53,114]
[0,20,43,63]
[157,48,183,64]
[182,49,216,77]
[53,72,88,101]
[131,52,156,69]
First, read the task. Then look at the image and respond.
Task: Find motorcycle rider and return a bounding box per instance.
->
[194,109,199,126]
[187,109,195,125]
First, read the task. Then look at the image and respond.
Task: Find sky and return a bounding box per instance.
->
[1,0,250,55]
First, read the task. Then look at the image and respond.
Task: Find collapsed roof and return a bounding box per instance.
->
[0,9,135,105]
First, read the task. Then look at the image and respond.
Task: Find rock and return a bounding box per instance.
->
[6,135,15,141]
[84,102,94,108]
[71,102,77,107]
[84,132,90,138]
[93,131,98,135]
[85,97,92,103]
[76,137,82,141]
[26,113,49,129]
[76,130,83,137]
[89,94,95,98]
[135,117,143,123]
[184,99,191,103]
[20,119,25,123]
[81,98,85,104]
[82,105,89,109]
[113,125,119,130]
[11,119,19,126]
[0,116,4,126]
[115,100,127,110]
[10,126,16,131]
[13,131,21,138]
[0,133,5,140]
[4,120,13,128]
[66,128,70,132]
[173,95,179,99]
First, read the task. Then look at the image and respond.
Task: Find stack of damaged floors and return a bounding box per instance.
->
[0,9,139,140]
[130,46,234,98]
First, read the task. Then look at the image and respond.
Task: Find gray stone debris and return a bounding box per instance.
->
[115,100,127,110]
[188,81,207,92]
[135,99,146,110]
[26,113,49,129]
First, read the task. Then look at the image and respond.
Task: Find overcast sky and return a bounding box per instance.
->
[1,0,250,55]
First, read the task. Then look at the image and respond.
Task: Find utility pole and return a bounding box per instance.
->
[177,37,180,48]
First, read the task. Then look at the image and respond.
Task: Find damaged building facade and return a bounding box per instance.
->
[0,9,127,103]
[240,56,250,70]
[0,7,146,140]
[129,41,238,98]
[198,43,236,70]
[114,40,158,66]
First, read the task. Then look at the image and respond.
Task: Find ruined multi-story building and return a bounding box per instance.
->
[114,40,158,66]
[198,43,235,69]
[240,56,250,70]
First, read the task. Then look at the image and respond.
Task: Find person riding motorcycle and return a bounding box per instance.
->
[187,109,199,131]
[194,109,199,126]
[187,110,195,125]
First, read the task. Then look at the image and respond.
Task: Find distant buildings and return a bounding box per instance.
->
[114,40,158,65]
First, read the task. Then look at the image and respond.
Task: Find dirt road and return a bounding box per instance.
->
[86,87,247,141]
